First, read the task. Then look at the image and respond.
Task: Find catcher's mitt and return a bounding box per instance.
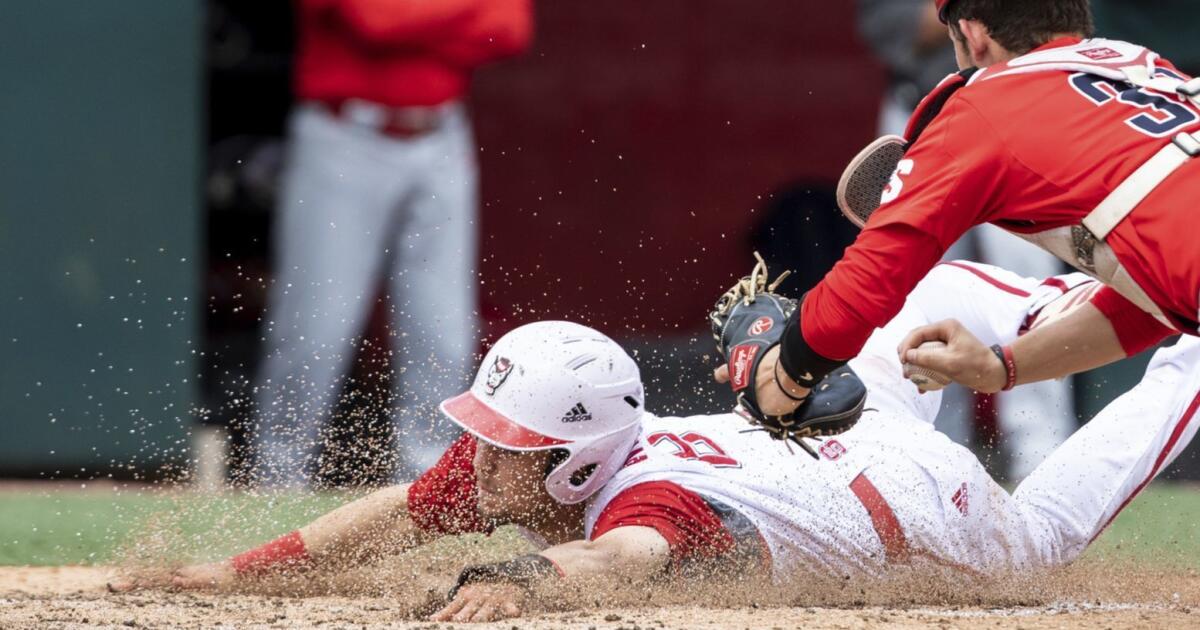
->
[709,253,866,456]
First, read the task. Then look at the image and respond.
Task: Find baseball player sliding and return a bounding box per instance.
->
[114,260,1200,622]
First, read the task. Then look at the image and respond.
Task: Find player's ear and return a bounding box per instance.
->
[957,19,992,65]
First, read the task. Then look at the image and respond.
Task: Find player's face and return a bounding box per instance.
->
[472,441,555,523]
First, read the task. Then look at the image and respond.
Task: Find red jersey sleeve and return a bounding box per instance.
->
[590,481,734,564]
[407,433,493,536]
[798,97,1009,362]
[1089,286,1175,356]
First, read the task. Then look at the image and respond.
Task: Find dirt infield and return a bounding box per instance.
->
[5,486,1200,628]
[3,565,1198,629]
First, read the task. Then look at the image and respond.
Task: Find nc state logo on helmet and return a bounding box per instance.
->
[483,356,514,395]
[439,321,645,504]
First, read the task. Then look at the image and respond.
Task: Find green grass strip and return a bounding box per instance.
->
[1,482,1197,567]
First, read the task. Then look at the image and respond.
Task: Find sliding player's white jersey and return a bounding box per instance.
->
[589,262,1200,580]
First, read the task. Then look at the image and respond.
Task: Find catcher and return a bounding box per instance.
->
[114,261,1200,623]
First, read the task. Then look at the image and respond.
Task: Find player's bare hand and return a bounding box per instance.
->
[106,561,234,593]
[754,346,811,416]
[430,583,525,623]
[170,561,238,590]
[898,319,1005,393]
[106,571,166,593]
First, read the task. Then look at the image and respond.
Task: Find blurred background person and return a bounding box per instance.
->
[856,0,1074,481]
[251,0,534,487]
[856,0,953,139]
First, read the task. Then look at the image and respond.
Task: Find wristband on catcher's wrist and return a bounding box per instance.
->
[448,554,564,601]
[990,344,1017,391]
[773,360,809,402]
[778,300,847,388]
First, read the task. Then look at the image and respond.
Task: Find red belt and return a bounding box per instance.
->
[850,472,910,562]
[315,98,447,139]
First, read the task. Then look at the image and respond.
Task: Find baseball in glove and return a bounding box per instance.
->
[709,253,867,457]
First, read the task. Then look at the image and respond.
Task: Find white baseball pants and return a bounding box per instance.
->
[882,263,1200,575]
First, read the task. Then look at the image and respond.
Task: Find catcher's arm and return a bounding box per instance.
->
[431,526,669,623]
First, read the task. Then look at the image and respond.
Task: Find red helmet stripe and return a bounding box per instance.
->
[441,392,572,449]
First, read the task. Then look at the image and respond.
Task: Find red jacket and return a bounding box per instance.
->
[295,0,533,107]
[797,37,1197,369]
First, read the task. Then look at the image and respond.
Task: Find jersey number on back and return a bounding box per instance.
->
[623,431,741,469]
[1069,69,1198,138]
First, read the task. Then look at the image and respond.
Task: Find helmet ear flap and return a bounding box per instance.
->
[568,464,598,486]
[543,429,640,504]
[541,449,597,487]
[543,448,570,479]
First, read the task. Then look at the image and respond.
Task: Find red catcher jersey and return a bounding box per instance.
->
[802,37,1200,361]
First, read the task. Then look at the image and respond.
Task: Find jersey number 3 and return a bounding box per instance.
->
[624,431,741,468]
[1069,69,1198,138]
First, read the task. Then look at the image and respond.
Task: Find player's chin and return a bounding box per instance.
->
[475,488,507,520]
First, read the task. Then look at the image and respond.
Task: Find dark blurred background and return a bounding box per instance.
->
[2,0,1198,486]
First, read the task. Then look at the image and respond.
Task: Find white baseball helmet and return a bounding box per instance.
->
[439,321,645,504]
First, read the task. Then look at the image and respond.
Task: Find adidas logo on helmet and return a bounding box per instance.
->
[561,403,592,423]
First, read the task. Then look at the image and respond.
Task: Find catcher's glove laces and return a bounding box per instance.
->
[710,252,792,326]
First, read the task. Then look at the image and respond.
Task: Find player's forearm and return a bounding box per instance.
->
[434,527,669,622]
[231,483,429,576]
[1010,304,1126,384]
[298,483,429,566]
[539,526,670,581]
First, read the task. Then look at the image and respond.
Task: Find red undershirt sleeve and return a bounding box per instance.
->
[590,481,734,564]
[1089,286,1176,356]
[407,433,493,536]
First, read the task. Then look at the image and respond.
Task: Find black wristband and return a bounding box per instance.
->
[773,359,809,402]
[448,554,562,601]
[778,295,847,388]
